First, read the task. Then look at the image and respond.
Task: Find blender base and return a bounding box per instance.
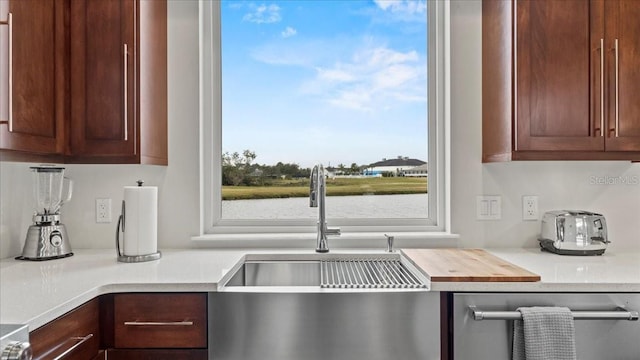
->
[16,253,74,261]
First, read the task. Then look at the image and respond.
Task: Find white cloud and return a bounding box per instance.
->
[373,0,426,15]
[250,37,426,112]
[305,44,426,112]
[250,38,343,67]
[281,26,297,38]
[328,89,374,112]
[317,68,356,82]
[243,4,282,24]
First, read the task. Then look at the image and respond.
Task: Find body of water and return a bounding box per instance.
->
[222,194,428,219]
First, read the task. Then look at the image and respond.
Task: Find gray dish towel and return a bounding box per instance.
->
[512,306,577,360]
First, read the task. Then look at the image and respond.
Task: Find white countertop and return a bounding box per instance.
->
[429,248,640,292]
[0,249,245,330]
[1,248,639,331]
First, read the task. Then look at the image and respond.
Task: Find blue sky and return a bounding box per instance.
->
[221,0,428,168]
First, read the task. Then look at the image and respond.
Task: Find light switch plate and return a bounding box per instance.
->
[476,195,501,220]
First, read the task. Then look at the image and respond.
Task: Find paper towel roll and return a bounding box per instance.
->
[123,185,158,256]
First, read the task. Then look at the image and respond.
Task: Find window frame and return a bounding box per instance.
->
[197,0,451,241]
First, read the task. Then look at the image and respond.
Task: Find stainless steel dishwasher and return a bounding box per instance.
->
[209,253,441,360]
[452,293,640,359]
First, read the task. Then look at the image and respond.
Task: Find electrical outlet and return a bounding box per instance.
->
[96,198,112,223]
[522,195,538,220]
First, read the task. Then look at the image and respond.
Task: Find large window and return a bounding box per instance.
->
[200,0,448,238]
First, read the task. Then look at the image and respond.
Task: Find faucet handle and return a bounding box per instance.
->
[326,227,341,236]
[309,165,319,207]
[385,234,395,252]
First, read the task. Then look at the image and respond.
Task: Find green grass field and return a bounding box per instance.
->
[222,177,427,200]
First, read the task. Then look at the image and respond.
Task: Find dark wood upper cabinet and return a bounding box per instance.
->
[605,0,640,152]
[68,0,167,164]
[483,0,640,161]
[0,0,66,158]
[0,0,166,164]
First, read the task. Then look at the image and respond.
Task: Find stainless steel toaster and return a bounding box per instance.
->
[538,210,609,256]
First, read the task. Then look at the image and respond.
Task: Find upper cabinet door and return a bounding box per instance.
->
[0,0,65,155]
[605,0,640,151]
[515,0,603,152]
[69,0,136,162]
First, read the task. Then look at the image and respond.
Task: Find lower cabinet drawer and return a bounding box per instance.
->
[30,299,100,360]
[106,349,208,360]
[113,293,207,349]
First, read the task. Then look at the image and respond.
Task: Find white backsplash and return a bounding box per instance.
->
[2,0,639,258]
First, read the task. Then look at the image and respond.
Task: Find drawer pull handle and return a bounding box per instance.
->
[124,321,194,326]
[49,334,94,360]
[469,306,639,321]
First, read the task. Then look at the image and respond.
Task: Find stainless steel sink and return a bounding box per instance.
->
[209,253,440,360]
[226,260,321,286]
[225,257,428,289]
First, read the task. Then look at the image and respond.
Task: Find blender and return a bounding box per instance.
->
[18,166,74,260]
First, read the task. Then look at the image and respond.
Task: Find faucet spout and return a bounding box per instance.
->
[309,164,340,253]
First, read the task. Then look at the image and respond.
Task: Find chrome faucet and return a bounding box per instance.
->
[310,164,340,253]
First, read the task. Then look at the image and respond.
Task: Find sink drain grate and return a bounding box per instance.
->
[320,259,426,289]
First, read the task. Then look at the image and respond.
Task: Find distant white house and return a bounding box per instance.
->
[325,167,337,178]
[402,163,428,177]
[363,156,426,176]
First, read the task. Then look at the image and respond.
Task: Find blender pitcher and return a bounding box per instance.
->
[32,166,73,216]
[18,166,74,261]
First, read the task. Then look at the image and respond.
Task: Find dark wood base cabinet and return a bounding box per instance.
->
[103,293,207,358]
[104,349,208,360]
[30,299,101,360]
[29,293,208,360]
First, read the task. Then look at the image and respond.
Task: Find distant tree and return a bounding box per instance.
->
[222,149,256,185]
[222,150,312,186]
[222,150,256,167]
[349,163,360,175]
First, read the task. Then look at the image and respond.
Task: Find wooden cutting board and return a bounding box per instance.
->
[402,248,540,282]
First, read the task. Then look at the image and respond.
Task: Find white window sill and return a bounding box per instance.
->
[191,232,459,249]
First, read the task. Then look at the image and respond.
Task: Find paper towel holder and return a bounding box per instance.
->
[115,199,162,263]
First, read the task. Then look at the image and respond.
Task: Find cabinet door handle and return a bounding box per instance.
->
[124,321,194,326]
[600,38,604,137]
[49,334,94,360]
[123,43,129,141]
[614,38,619,137]
[1,13,12,132]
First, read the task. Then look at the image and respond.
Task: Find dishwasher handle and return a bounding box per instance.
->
[469,306,639,321]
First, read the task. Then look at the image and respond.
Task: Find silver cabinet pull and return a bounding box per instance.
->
[614,38,619,137]
[469,306,639,321]
[124,321,194,326]
[1,13,12,132]
[123,43,128,141]
[50,334,94,360]
[600,38,604,137]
